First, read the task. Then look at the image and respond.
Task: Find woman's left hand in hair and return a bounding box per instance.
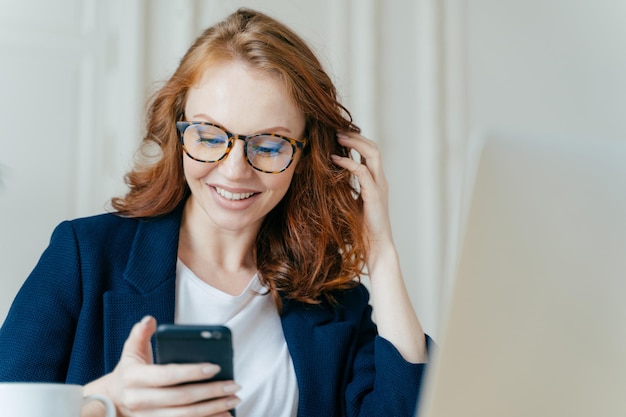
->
[331,131,394,252]
[331,130,428,364]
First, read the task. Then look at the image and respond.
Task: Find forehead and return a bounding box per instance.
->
[184,61,305,136]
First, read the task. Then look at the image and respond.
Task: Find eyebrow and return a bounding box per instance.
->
[190,113,294,135]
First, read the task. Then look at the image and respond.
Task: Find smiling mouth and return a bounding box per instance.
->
[215,187,256,201]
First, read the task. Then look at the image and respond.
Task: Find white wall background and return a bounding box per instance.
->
[1,0,626,339]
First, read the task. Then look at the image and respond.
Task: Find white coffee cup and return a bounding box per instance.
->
[0,382,116,417]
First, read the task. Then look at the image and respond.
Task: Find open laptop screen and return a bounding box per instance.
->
[419,135,626,417]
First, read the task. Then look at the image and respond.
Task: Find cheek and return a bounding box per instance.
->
[183,157,214,181]
[266,170,297,194]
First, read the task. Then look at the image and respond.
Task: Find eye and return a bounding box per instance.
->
[198,136,227,148]
[193,126,228,148]
[249,136,289,157]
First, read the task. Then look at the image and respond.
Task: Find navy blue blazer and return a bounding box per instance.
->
[0,207,427,416]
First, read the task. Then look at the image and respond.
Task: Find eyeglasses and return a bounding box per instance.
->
[176,121,307,174]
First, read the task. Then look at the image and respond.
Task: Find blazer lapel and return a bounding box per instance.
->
[103,208,183,371]
[281,297,355,417]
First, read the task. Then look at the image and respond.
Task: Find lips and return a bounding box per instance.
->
[214,186,255,201]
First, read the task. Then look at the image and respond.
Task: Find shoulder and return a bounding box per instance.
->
[297,283,371,310]
[52,208,182,257]
[318,283,373,322]
[332,282,370,308]
[36,213,140,268]
[49,210,184,258]
[67,211,140,231]
[281,283,371,318]
[50,212,140,245]
[55,209,182,241]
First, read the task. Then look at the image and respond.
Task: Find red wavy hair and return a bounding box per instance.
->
[111,8,366,307]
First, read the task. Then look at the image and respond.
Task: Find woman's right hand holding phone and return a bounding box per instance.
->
[82,316,240,417]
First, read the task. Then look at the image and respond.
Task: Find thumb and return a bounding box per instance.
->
[119,315,156,365]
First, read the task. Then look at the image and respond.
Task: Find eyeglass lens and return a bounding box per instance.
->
[182,124,295,173]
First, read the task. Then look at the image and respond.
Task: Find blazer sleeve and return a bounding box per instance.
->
[344,285,430,417]
[0,221,82,382]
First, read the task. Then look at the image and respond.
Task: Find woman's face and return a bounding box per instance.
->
[182,61,305,234]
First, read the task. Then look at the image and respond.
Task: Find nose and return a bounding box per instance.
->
[218,138,252,178]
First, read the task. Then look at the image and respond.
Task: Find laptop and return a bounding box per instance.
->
[418,134,626,417]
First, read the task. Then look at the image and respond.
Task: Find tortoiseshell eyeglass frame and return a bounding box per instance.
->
[176,121,308,174]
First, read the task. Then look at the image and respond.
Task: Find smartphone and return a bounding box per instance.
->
[155,324,234,381]
[156,324,236,415]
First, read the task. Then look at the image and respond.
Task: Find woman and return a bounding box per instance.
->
[0,8,429,417]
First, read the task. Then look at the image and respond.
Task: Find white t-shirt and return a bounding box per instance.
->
[175,259,298,417]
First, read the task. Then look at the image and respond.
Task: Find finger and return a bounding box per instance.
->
[330,154,377,201]
[331,154,370,179]
[120,315,157,365]
[121,397,239,417]
[122,362,222,387]
[122,380,240,409]
[336,132,383,182]
[336,131,379,159]
[150,395,240,417]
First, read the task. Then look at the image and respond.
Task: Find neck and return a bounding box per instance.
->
[178,199,259,294]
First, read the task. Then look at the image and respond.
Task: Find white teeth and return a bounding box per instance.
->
[215,187,254,201]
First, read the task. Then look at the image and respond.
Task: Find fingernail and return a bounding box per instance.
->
[227,397,241,407]
[202,364,220,375]
[140,315,152,325]
[223,383,241,393]
[330,154,340,160]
